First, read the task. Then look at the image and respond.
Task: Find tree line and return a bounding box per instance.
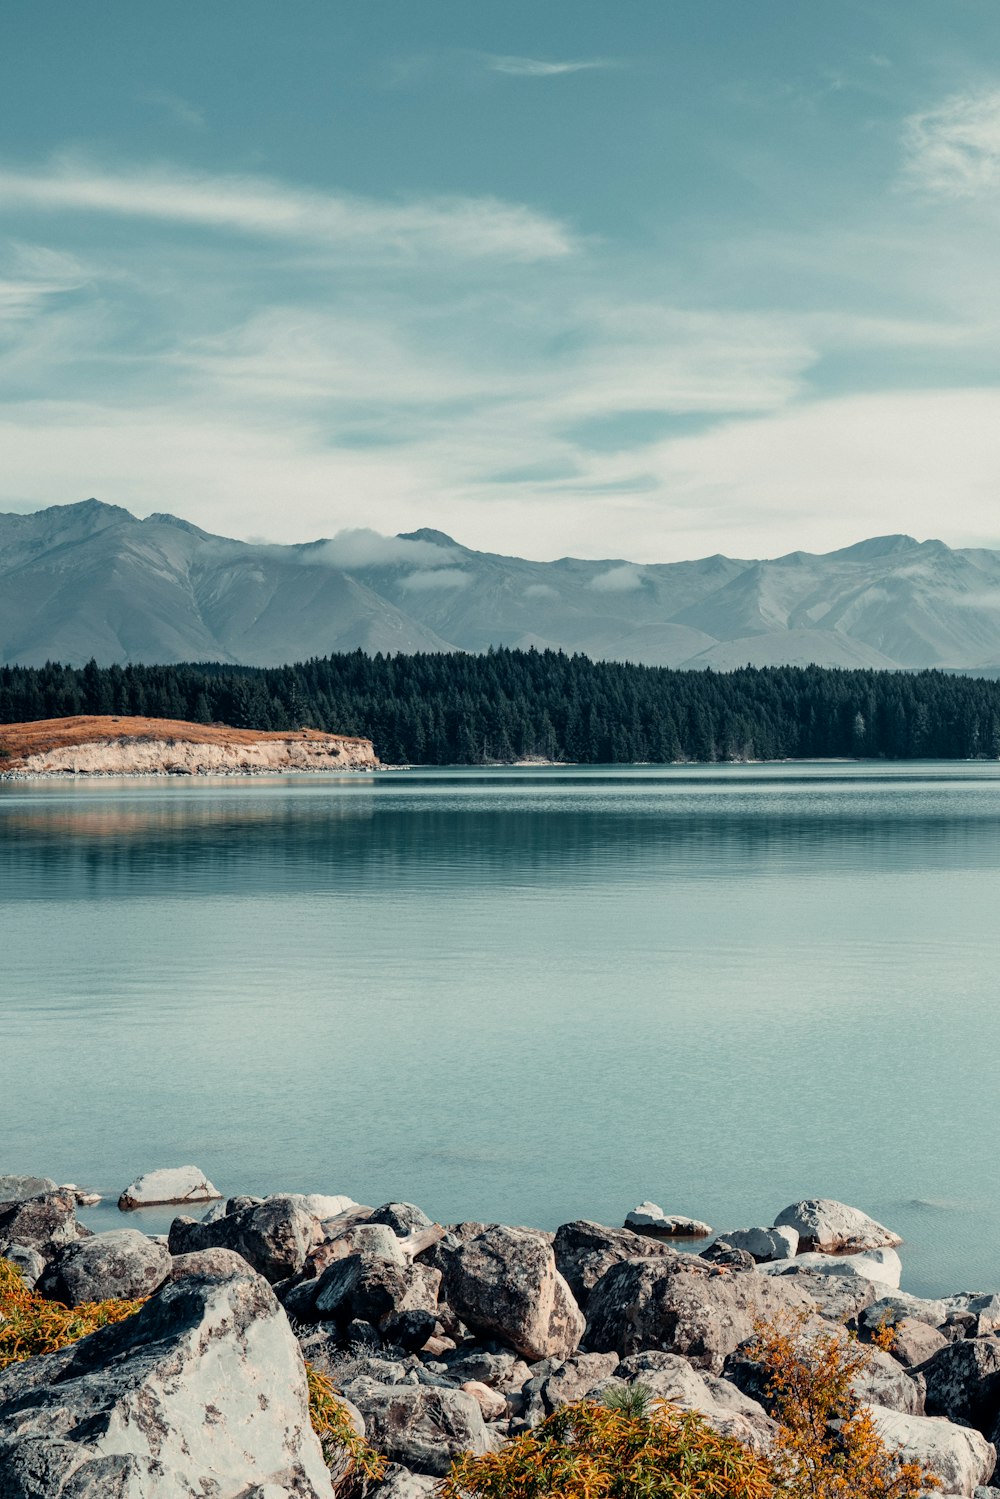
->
[1,649,999,763]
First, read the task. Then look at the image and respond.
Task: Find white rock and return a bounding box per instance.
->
[760,1247,902,1289]
[59,1184,102,1207]
[287,1192,359,1221]
[718,1226,799,1262]
[624,1201,712,1237]
[0,1267,336,1496]
[118,1165,221,1210]
[774,1198,901,1253]
[867,1404,996,1496]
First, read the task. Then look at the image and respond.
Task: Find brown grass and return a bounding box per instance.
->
[0,715,370,766]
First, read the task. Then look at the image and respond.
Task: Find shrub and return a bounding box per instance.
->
[748,1313,937,1499]
[0,1255,143,1368]
[441,1398,777,1499]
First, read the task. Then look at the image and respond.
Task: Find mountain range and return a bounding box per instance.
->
[2,499,1000,673]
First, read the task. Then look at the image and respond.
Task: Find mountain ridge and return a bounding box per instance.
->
[2,499,1000,672]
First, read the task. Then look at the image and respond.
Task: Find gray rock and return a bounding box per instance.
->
[0,1268,335,1497]
[1,1244,46,1289]
[344,1381,491,1476]
[773,1198,902,1253]
[118,1165,221,1210]
[699,1240,757,1272]
[859,1291,950,1332]
[38,1230,171,1307]
[719,1226,799,1262]
[168,1194,322,1282]
[169,1247,253,1281]
[942,1292,1000,1338]
[850,1346,925,1416]
[921,1337,1000,1432]
[444,1350,520,1388]
[441,1225,585,1362]
[312,1253,441,1329]
[369,1463,441,1499]
[585,1256,816,1372]
[370,1203,434,1236]
[786,1269,880,1324]
[542,1352,620,1408]
[624,1201,712,1237]
[0,1190,78,1261]
[867,1405,996,1496]
[552,1220,684,1307]
[382,1309,438,1353]
[0,1175,58,1205]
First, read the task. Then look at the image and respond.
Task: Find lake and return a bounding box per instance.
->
[2,762,998,1298]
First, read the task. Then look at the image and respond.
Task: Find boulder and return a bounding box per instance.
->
[585,1256,816,1372]
[761,1247,902,1290]
[441,1225,585,1362]
[699,1240,757,1272]
[624,1202,712,1237]
[60,1185,102,1207]
[312,1253,441,1329]
[786,1269,880,1324]
[0,1175,58,1205]
[462,1380,508,1421]
[773,1198,901,1253]
[344,1381,490,1476]
[920,1338,1000,1432]
[850,1346,925,1416]
[718,1226,799,1263]
[169,1247,251,1281]
[943,1292,1000,1338]
[0,1190,78,1261]
[38,1230,171,1307]
[118,1165,221,1210]
[370,1203,434,1236]
[168,1194,321,1282]
[552,1220,684,1306]
[287,1192,359,1222]
[1,1244,46,1289]
[370,1464,441,1499]
[444,1350,521,1389]
[382,1309,438,1353]
[0,1268,336,1497]
[542,1352,620,1408]
[859,1291,950,1333]
[867,1404,996,1496]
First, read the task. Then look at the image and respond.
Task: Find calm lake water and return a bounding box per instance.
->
[2,762,999,1298]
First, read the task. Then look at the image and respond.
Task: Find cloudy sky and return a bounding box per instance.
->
[3,0,1000,560]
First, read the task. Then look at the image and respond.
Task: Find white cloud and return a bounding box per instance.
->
[312,528,454,568]
[0,157,575,263]
[902,89,1000,197]
[399,567,472,590]
[485,54,616,78]
[523,582,559,598]
[589,564,645,592]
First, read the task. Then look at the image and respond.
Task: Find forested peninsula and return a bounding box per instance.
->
[2,650,999,765]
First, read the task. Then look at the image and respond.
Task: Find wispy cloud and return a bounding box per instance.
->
[485,54,618,78]
[902,89,1000,197]
[0,157,575,262]
[138,89,206,129]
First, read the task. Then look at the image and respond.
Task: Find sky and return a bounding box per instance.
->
[2,1,1000,561]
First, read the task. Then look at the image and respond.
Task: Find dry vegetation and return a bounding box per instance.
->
[0,714,368,766]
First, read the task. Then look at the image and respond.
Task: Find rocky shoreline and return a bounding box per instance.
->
[2,1170,999,1497]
